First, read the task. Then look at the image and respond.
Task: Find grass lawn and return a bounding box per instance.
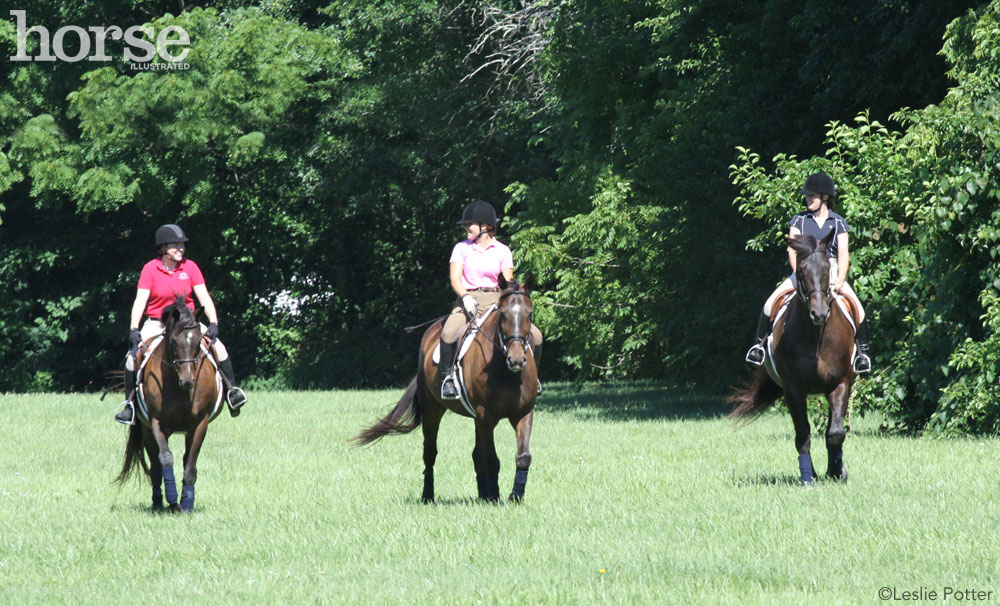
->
[1,383,997,604]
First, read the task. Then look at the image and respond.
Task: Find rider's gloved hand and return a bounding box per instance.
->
[129,328,142,347]
[461,294,478,319]
[205,322,219,343]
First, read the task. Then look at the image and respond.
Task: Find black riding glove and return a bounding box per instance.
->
[206,322,219,343]
[129,328,141,347]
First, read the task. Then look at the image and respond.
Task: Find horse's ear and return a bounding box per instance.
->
[498,273,508,290]
[522,273,537,293]
[820,230,835,250]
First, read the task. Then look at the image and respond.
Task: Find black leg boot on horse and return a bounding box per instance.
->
[744,311,771,366]
[218,358,247,416]
[438,339,459,400]
[114,367,137,425]
[853,319,872,374]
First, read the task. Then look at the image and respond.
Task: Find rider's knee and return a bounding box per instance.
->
[441,311,465,344]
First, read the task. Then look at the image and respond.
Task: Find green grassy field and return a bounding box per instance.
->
[1,383,998,605]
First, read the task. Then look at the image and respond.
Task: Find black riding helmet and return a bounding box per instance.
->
[154,224,189,247]
[457,200,498,227]
[800,172,836,197]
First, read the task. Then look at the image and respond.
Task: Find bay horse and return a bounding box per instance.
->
[729,232,855,485]
[354,275,538,502]
[116,296,223,512]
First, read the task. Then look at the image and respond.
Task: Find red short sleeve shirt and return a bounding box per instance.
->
[137,258,206,319]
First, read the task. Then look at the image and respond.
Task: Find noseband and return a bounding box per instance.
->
[796,255,834,312]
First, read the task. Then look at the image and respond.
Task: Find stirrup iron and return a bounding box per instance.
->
[115,400,136,425]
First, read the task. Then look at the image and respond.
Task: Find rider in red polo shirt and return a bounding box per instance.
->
[114,224,248,424]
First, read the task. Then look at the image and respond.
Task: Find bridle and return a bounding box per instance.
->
[166,316,205,375]
[495,290,533,357]
[795,253,834,312]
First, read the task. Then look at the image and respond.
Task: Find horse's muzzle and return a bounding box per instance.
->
[179,378,195,391]
[506,354,527,372]
[809,308,829,325]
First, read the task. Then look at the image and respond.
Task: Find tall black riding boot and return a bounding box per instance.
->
[438,339,459,399]
[218,358,248,416]
[744,311,771,366]
[854,319,872,374]
[114,368,137,424]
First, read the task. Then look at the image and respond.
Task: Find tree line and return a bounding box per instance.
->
[1,0,997,433]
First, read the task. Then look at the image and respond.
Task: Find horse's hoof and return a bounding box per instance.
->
[508,493,524,504]
[826,467,848,482]
[168,504,183,514]
[421,496,435,504]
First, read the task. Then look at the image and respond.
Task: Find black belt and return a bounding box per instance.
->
[468,287,500,292]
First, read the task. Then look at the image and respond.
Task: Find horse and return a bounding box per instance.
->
[354,275,538,502]
[729,232,855,485]
[115,295,223,512]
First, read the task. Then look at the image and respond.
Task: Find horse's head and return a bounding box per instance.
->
[789,233,834,325]
[496,274,534,372]
[162,295,203,391]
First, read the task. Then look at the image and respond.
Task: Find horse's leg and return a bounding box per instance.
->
[825,380,850,481]
[786,386,816,485]
[508,409,533,503]
[180,418,211,512]
[141,425,164,511]
[421,398,444,503]
[150,419,181,513]
[472,417,501,501]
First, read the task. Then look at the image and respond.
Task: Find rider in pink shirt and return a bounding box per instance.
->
[114,224,248,424]
[437,201,543,399]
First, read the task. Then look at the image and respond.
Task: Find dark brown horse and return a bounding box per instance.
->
[730,232,855,485]
[116,296,223,512]
[354,275,538,502]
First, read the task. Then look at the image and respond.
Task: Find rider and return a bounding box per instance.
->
[114,224,248,424]
[744,173,871,373]
[438,200,544,399]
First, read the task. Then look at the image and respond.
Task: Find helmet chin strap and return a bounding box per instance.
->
[471,223,489,244]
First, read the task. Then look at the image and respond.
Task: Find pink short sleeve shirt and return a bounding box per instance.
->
[137,258,206,319]
[449,239,514,290]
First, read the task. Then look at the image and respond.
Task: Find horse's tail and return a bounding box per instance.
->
[115,420,150,485]
[727,367,783,420]
[352,376,422,446]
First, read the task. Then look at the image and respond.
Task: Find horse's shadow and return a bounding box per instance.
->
[731,473,802,487]
[404,497,509,507]
[539,382,727,422]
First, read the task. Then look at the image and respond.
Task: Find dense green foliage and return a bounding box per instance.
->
[2,1,999,433]
[3,388,999,603]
